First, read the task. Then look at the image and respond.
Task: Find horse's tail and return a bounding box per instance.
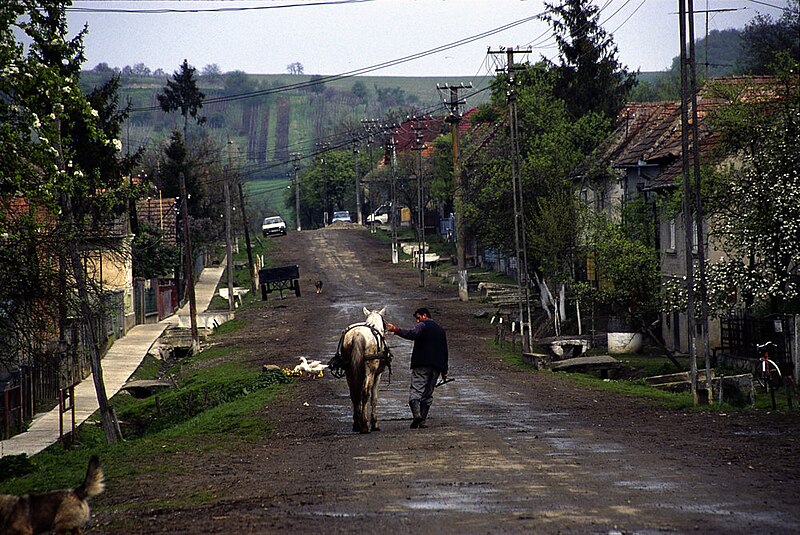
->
[350,331,366,369]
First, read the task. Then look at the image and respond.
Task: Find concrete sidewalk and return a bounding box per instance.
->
[0,265,226,458]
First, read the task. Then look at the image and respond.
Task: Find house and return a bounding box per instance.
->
[0,194,135,435]
[581,76,787,356]
[134,195,179,322]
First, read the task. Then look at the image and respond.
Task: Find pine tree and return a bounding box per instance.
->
[540,0,637,120]
[157,59,206,142]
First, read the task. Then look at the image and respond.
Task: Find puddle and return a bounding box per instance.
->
[615,480,678,491]
[404,485,502,513]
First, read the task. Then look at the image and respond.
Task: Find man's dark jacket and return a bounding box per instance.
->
[394,319,448,373]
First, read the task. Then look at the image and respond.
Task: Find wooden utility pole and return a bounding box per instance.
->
[224,158,234,312]
[438,82,471,302]
[361,119,382,232]
[237,181,257,295]
[389,135,399,264]
[682,0,712,403]
[179,171,200,353]
[292,153,302,231]
[353,136,363,225]
[678,0,699,404]
[316,142,330,226]
[412,118,427,287]
[489,47,533,352]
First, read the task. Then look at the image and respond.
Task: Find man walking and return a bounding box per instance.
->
[386,307,448,429]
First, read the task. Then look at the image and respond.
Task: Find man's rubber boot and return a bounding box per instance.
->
[418,403,430,428]
[410,400,423,429]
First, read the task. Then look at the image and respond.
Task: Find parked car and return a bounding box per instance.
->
[261,215,287,236]
[366,204,391,224]
[331,210,351,223]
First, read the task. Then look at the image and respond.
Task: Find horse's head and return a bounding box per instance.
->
[362,306,386,332]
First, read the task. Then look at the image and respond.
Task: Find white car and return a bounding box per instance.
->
[366,204,391,224]
[331,210,351,223]
[261,216,287,236]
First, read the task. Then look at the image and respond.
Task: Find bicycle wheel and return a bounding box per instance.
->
[754,360,783,391]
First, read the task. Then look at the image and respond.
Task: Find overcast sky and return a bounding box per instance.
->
[66,0,789,78]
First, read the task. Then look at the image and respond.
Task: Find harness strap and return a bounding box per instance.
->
[328,322,393,380]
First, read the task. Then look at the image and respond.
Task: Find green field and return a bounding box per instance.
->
[244,177,293,225]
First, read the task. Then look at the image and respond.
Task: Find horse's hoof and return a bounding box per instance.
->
[371,426,380,432]
[360,428,370,434]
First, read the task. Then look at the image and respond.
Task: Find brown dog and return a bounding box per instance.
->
[0,455,104,534]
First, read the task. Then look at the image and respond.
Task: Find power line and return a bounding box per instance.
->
[130,13,539,111]
[67,0,375,14]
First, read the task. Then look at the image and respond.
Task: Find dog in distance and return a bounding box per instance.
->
[0,455,104,535]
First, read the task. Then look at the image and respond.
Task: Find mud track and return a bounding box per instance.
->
[93,227,800,534]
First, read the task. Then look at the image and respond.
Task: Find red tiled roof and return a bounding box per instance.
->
[136,196,178,245]
[597,76,790,189]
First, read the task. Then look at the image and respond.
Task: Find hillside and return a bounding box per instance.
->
[80,72,492,180]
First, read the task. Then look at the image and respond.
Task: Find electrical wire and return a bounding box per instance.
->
[131,13,541,112]
[67,0,375,14]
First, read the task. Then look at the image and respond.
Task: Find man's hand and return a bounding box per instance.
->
[386,323,397,333]
[441,372,448,381]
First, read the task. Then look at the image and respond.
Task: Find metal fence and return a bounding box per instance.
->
[720,314,792,368]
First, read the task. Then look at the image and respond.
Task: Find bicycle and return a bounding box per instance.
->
[754,341,782,409]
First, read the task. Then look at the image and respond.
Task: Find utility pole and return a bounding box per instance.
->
[680,0,712,403]
[316,142,330,226]
[236,181,257,295]
[438,82,472,302]
[489,47,533,352]
[292,152,302,231]
[224,147,234,312]
[678,0,699,404]
[179,171,200,353]
[388,135,399,264]
[412,117,427,287]
[361,119,382,232]
[353,136,363,225]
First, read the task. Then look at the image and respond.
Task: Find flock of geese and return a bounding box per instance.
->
[292,356,329,378]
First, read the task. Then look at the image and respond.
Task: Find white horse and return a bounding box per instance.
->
[339,307,391,433]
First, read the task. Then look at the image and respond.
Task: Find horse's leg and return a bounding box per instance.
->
[346,373,363,433]
[359,372,372,434]
[370,371,382,431]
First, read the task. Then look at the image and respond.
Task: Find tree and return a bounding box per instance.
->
[131,62,151,76]
[223,69,256,96]
[351,80,368,102]
[739,0,799,75]
[201,63,223,85]
[292,149,363,228]
[540,0,637,120]
[287,61,304,75]
[694,66,800,315]
[1,0,140,443]
[132,221,178,279]
[157,59,206,142]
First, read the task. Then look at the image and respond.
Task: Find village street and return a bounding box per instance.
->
[92,227,800,534]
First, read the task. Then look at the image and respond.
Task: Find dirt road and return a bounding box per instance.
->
[94,227,800,534]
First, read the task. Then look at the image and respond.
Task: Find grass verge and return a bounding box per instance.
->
[0,326,294,503]
[486,339,798,413]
